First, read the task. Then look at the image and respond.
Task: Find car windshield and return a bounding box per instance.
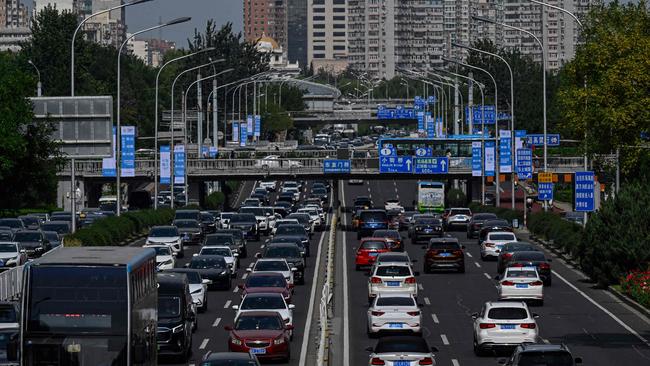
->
[150,247,171,256]
[40,223,69,234]
[0,220,21,228]
[488,307,529,320]
[506,270,538,278]
[450,209,471,215]
[474,213,497,220]
[312,188,327,195]
[221,213,234,219]
[200,213,215,222]
[42,232,59,241]
[361,241,387,250]
[230,214,256,223]
[377,255,408,263]
[255,261,289,271]
[241,296,285,310]
[158,296,181,318]
[276,226,305,236]
[517,351,575,366]
[174,220,199,228]
[247,275,286,287]
[504,243,537,252]
[360,211,386,221]
[169,271,201,284]
[235,315,283,330]
[489,233,517,241]
[175,211,199,220]
[376,230,400,239]
[13,232,41,242]
[0,231,13,240]
[190,257,226,269]
[201,248,231,257]
[149,227,178,237]
[265,246,300,258]
[513,252,547,261]
[376,266,411,277]
[205,235,234,245]
[0,305,17,322]
[376,297,415,307]
[240,207,267,216]
[428,241,460,250]
[374,338,430,353]
[0,243,17,253]
[416,218,441,225]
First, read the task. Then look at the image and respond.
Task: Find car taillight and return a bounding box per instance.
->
[370,358,385,365]
[419,357,434,365]
[370,277,382,284]
[371,311,385,316]
[405,277,416,284]
[521,323,537,329]
[426,250,439,257]
[501,280,515,286]
[511,263,525,267]
[479,323,496,329]
[485,242,495,247]
[407,311,420,316]
[503,253,513,259]
[358,220,364,226]
[539,263,550,270]
[530,281,544,286]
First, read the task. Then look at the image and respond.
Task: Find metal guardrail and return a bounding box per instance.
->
[0,266,23,302]
[317,213,337,366]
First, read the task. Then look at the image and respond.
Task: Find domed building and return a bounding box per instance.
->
[255,34,300,75]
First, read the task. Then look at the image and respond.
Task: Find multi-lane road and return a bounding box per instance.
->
[150,178,650,365]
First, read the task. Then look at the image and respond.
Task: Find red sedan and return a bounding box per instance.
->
[225,311,293,362]
[355,237,390,270]
[238,272,293,303]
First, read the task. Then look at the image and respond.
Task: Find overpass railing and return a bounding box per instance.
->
[0,266,23,301]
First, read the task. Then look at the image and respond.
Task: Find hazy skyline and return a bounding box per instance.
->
[125,0,243,48]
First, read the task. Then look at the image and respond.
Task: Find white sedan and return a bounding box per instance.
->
[248,258,296,286]
[472,301,539,356]
[367,294,421,336]
[367,336,438,366]
[255,155,302,169]
[497,267,544,305]
[144,244,176,270]
[480,231,517,260]
[232,292,295,339]
[384,199,405,213]
[146,225,183,257]
[258,180,277,191]
[368,263,418,304]
[197,246,239,276]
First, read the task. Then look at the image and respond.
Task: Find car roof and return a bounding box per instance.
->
[375,262,411,268]
[361,237,388,242]
[505,266,538,272]
[376,292,414,299]
[429,237,459,244]
[518,343,571,352]
[487,231,516,236]
[249,271,284,277]
[238,310,282,317]
[202,245,232,250]
[243,292,283,299]
[204,351,257,361]
[266,243,300,249]
[486,301,528,309]
[256,258,288,262]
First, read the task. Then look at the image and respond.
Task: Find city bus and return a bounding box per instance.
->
[9,247,158,365]
[418,181,445,213]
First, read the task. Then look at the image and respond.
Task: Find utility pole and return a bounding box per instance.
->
[454,79,460,135]
[468,71,474,135]
[197,71,203,156]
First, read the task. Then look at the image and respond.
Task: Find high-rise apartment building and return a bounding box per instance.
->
[243,0,287,50]
[2,0,29,28]
[307,0,348,74]
[287,0,308,69]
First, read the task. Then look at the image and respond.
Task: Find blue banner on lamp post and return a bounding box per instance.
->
[160,145,171,184]
[472,141,482,177]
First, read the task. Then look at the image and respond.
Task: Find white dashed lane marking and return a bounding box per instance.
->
[212,318,221,327]
[199,338,209,349]
[440,334,450,345]
[431,314,439,324]
[224,300,232,309]
[452,359,460,366]
[466,252,473,258]
[424,297,431,305]
[483,272,492,280]
[474,262,481,268]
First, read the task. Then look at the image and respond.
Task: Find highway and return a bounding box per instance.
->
[159,180,330,366]
[338,179,650,366]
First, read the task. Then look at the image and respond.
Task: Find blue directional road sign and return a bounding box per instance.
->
[323,159,351,173]
[538,182,554,201]
[516,148,533,180]
[527,134,561,147]
[414,157,448,174]
[379,156,413,173]
[575,171,595,212]
[379,146,397,157]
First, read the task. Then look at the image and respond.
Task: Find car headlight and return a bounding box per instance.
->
[172,324,184,333]
[273,336,285,345]
[230,337,242,346]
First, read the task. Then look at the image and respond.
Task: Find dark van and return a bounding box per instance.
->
[357,209,388,239]
[157,273,196,362]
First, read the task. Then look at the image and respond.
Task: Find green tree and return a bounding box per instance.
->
[0,52,63,210]
[261,103,294,141]
[557,1,650,176]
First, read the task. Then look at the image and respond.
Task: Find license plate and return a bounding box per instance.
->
[439,253,452,257]
[389,323,403,329]
[250,348,266,354]
[500,324,516,330]
[395,361,411,366]
[424,229,432,232]
[386,281,400,287]
[516,284,528,288]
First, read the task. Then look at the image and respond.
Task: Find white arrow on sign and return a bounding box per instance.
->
[440,159,447,171]
[406,159,412,171]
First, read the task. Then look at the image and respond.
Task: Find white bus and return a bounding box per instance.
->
[417,181,445,213]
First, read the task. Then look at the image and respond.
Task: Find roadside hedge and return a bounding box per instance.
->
[468,203,523,224]
[66,209,174,247]
[527,212,583,258]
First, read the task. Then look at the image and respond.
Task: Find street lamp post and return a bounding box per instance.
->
[71,0,153,96]
[27,60,42,96]
[451,42,517,210]
[153,47,214,209]
[473,15,548,195]
[168,59,224,208]
[115,16,191,216]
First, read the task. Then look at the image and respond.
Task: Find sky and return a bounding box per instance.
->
[124,0,243,49]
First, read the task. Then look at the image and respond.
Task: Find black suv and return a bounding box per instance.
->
[500,344,582,365]
[259,243,306,285]
[228,213,259,241]
[156,273,195,362]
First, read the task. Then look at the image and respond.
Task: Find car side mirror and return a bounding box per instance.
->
[192,253,198,257]
[533,313,540,319]
[430,346,439,353]
[288,304,296,309]
[365,346,374,352]
[224,325,233,331]
[471,312,479,319]
[574,357,583,364]
[19,249,26,254]
[285,324,295,330]
[183,263,190,268]
[494,275,500,281]
[202,279,212,285]
[461,245,466,249]
[172,252,177,257]
[233,253,239,257]
[413,271,421,277]
[246,268,252,272]
[411,259,418,263]
[255,252,261,258]
[231,305,239,311]
[291,267,298,272]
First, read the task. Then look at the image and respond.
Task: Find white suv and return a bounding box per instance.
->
[472,301,539,356]
[368,262,418,304]
[258,180,277,191]
[446,208,473,230]
[480,231,517,260]
[367,293,421,336]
